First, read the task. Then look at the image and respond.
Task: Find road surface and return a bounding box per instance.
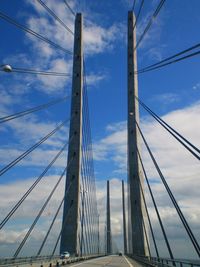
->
[69,255,141,267]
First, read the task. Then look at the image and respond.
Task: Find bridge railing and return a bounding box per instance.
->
[127,255,200,267]
[0,255,59,266]
[0,254,104,266]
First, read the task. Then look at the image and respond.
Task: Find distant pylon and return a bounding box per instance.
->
[122,180,127,254]
[106,180,112,254]
[127,11,148,255]
[60,13,83,256]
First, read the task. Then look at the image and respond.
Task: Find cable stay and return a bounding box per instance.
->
[81,144,93,255]
[37,197,64,256]
[0,117,70,177]
[51,189,74,257]
[137,148,175,261]
[138,171,159,258]
[0,141,69,230]
[36,0,74,35]
[136,96,200,160]
[81,107,94,255]
[37,147,76,256]
[137,47,200,74]
[142,214,151,257]
[63,0,76,17]
[132,0,137,12]
[81,146,95,255]
[136,122,200,257]
[81,160,92,254]
[82,60,99,254]
[133,0,144,31]
[137,43,200,74]
[0,65,72,77]
[134,0,166,50]
[80,190,86,256]
[0,96,70,124]
[13,167,67,258]
[0,11,73,55]
[83,93,97,253]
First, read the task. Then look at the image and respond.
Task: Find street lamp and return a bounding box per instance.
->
[1,64,12,72]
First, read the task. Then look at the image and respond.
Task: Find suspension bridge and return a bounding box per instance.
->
[0,0,199,266]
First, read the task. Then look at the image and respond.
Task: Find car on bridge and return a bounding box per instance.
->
[60,251,70,259]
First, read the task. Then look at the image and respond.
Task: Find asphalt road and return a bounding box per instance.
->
[69,255,134,267]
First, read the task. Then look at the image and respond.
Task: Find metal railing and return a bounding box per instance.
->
[0,254,104,266]
[127,255,200,267]
[0,255,59,266]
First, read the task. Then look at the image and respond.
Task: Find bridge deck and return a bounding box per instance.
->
[0,255,144,267]
[69,255,143,267]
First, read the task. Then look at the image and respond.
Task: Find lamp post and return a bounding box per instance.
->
[97,214,100,255]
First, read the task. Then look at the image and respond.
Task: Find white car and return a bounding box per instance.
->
[60,251,70,259]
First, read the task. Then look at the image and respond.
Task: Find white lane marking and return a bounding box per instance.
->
[124,256,134,267]
[70,256,110,266]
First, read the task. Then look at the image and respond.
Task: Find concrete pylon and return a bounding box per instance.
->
[122,180,127,254]
[106,180,111,254]
[60,13,83,256]
[127,11,148,256]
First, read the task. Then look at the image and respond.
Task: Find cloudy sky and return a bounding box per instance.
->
[0,0,200,260]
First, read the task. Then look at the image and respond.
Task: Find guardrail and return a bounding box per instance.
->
[127,255,200,267]
[0,254,104,266]
[0,255,59,266]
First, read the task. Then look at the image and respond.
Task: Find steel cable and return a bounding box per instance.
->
[137,122,200,257]
[13,167,67,258]
[0,96,70,124]
[132,0,137,12]
[134,0,166,50]
[136,96,200,160]
[0,11,73,55]
[51,191,74,257]
[63,0,76,17]
[0,66,71,77]
[133,0,144,31]
[0,141,69,230]
[0,117,70,177]
[36,0,74,35]
[137,49,200,73]
[137,148,175,261]
[83,67,99,254]
[37,197,64,256]
[138,170,159,258]
[137,43,200,73]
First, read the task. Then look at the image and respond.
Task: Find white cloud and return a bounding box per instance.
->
[0,174,65,256]
[0,111,69,170]
[84,22,126,55]
[193,82,200,90]
[150,93,180,105]
[86,73,107,87]
[0,229,28,245]
[136,5,167,62]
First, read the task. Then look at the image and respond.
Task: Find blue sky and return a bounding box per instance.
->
[0,0,200,259]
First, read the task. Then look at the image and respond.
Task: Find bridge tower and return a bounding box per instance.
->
[106,180,112,254]
[122,180,127,254]
[127,11,148,255]
[60,13,83,256]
